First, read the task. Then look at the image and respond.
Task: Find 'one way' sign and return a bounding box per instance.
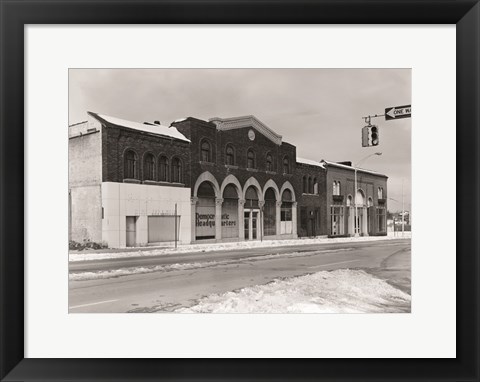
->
[385,105,411,120]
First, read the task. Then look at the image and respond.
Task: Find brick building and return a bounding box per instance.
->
[321,160,388,237]
[69,112,386,248]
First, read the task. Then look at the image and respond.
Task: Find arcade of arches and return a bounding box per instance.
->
[191,175,297,242]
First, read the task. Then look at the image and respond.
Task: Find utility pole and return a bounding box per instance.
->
[175,203,178,249]
[354,152,382,237]
[401,179,405,237]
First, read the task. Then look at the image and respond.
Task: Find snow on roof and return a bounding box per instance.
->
[321,160,387,177]
[173,117,187,123]
[296,157,325,169]
[89,112,190,142]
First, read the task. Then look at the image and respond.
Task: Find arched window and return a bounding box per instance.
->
[283,156,290,174]
[378,187,384,199]
[158,155,168,182]
[333,181,341,196]
[200,139,211,162]
[308,177,313,194]
[247,149,256,169]
[346,195,353,206]
[337,181,341,195]
[266,153,273,172]
[303,176,307,193]
[124,150,137,179]
[313,177,317,194]
[225,145,235,165]
[171,157,182,183]
[143,153,155,181]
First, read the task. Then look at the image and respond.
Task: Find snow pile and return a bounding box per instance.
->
[69,262,207,281]
[70,235,409,262]
[177,269,411,313]
[70,248,352,281]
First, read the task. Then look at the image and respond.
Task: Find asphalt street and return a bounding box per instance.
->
[68,238,411,313]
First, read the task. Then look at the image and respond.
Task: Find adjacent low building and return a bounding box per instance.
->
[68,112,387,248]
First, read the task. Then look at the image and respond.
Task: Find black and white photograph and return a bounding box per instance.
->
[68,68,411,313]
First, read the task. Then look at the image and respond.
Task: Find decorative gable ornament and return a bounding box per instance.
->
[209,115,282,146]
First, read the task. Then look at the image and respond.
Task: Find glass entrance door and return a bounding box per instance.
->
[244,211,250,240]
[244,210,259,240]
[355,208,363,235]
[252,212,257,240]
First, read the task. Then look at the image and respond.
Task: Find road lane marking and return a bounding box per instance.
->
[69,299,119,309]
[307,259,361,268]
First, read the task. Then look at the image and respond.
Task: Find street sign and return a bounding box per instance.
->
[385,105,411,120]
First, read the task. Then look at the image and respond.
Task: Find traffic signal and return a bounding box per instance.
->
[370,125,379,146]
[362,126,369,147]
[361,125,380,147]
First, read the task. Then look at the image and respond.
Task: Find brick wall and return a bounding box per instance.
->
[294,163,328,237]
[102,125,191,187]
[174,118,300,197]
[325,164,388,236]
[174,118,328,237]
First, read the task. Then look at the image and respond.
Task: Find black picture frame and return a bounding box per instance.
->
[1,1,478,381]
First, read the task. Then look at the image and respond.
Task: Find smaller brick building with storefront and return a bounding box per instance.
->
[322,160,388,237]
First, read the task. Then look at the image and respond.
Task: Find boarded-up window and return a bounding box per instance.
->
[148,216,180,243]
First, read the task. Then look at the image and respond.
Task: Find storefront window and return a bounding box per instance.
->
[330,206,344,235]
[280,189,293,234]
[196,181,216,240]
[263,188,276,236]
[377,207,386,232]
[222,184,239,239]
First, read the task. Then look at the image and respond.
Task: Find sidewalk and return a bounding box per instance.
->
[69,232,412,262]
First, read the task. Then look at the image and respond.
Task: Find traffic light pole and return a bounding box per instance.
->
[362,114,385,125]
[353,152,382,237]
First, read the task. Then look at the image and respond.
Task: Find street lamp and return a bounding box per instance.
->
[354,152,382,237]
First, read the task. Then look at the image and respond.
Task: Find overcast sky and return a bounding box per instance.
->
[69,69,411,212]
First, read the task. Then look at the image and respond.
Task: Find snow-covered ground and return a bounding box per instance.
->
[176,269,411,313]
[69,233,411,262]
[69,248,354,281]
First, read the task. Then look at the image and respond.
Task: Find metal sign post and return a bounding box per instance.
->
[174,203,177,249]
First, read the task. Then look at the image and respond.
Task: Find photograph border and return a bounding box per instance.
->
[1,1,479,381]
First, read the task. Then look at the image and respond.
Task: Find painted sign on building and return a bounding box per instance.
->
[221,199,238,238]
[196,199,215,239]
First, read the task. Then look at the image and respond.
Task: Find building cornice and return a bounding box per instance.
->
[209,115,282,146]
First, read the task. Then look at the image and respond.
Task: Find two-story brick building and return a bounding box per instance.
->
[69,112,386,248]
[321,160,388,237]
